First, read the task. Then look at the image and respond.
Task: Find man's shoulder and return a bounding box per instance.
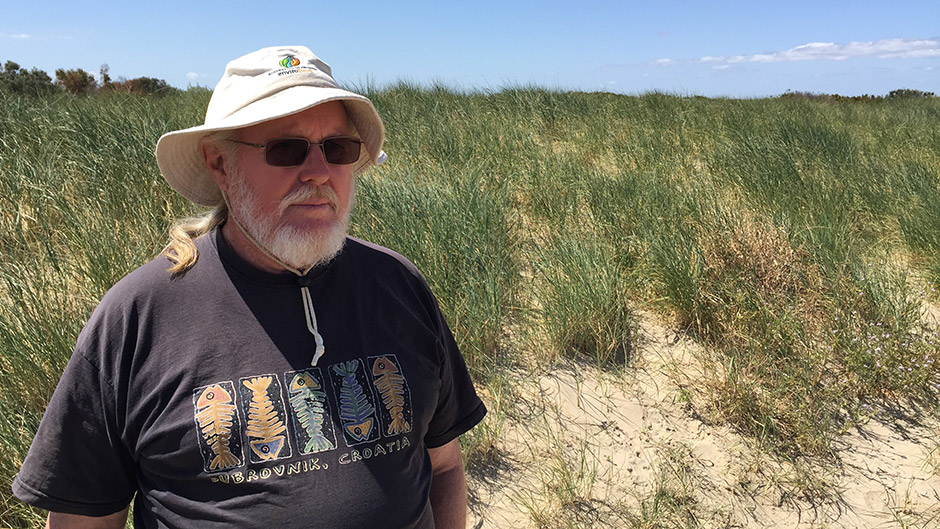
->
[343,237,423,278]
[340,237,443,323]
[99,235,218,309]
[104,254,177,301]
[77,236,223,349]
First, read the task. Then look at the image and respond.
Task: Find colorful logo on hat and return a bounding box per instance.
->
[280,55,301,68]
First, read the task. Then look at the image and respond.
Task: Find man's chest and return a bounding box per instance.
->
[122,285,444,488]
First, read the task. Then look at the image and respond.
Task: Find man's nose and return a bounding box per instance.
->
[298,144,331,184]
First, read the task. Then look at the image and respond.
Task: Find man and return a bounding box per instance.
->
[13,46,486,529]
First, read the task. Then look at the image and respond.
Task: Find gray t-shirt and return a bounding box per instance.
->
[13,229,486,528]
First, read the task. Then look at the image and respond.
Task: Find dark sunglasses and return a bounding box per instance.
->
[228,136,362,167]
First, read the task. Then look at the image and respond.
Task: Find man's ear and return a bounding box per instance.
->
[202,139,231,193]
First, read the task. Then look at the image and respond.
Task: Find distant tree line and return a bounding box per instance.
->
[2,60,935,101]
[1,61,178,96]
[779,88,936,102]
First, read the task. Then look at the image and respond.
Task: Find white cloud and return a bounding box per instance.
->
[673,38,940,66]
[651,58,675,66]
[186,72,200,80]
[880,47,940,59]
[0,32,71,40]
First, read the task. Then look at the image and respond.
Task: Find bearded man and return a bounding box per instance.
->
[13,46,486,529]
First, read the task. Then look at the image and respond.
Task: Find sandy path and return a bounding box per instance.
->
[466,312,940,528]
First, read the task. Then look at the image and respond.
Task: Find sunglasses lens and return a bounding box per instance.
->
[265,138,309,166]
[261,137,362,166]
[322,137,361,165]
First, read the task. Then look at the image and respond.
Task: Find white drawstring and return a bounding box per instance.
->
[223,192,326,366]
[301,286,326,366]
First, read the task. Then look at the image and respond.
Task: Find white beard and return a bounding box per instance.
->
[226,167,351,270]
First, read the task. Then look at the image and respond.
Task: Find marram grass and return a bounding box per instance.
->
[1,85,940,527]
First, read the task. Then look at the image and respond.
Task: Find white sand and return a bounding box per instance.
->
[466,311,940,528]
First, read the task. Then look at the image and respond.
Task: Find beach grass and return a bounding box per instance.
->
[1,85,939,527]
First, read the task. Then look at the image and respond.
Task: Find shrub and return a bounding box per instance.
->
[887,88,936,99]
[104,76,179,96]
[54,68,96,94]
[0,61,56,96]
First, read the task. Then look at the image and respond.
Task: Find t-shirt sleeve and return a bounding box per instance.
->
[12,349,136,516]
[423,308,487,449]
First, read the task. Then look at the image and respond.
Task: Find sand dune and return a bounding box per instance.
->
[467,311,940,528]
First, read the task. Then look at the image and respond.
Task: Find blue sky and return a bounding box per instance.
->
[2,1,937,98]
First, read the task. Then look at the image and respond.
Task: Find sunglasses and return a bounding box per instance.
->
[228,136,362,167]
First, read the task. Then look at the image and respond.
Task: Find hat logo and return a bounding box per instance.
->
[279,55,301,68]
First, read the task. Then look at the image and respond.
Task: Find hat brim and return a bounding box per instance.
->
[155,85,385,206]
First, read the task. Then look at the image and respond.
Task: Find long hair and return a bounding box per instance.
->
[162,205,228,274]
[161,131,235,275]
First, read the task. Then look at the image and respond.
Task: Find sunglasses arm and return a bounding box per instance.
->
[227,139,266,149]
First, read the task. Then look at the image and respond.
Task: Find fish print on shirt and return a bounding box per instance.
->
[193,382,244,473]
[238,375,292,463]
[193,356,418,476]
[329,360,381,446]
[369,355,413,436]
[284,368,337,454]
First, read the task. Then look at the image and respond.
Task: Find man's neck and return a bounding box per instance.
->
[220,219,294,274]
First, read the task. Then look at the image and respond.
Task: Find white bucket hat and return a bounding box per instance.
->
[155,45,386,206]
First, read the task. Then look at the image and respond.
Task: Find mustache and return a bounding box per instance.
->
[278,185,339,214]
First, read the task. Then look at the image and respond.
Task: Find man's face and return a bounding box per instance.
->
[222,101,356,268]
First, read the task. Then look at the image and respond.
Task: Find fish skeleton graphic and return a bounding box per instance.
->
[287,372,335,453]
[243,376,287,460]
[194,384,241,470]
[371,356,411,435]
[333,360,375,442]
